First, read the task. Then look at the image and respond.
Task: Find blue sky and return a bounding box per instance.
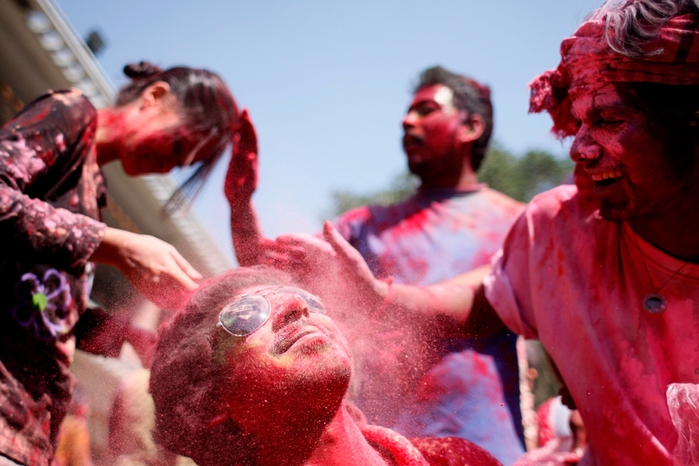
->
[57,0,602,264]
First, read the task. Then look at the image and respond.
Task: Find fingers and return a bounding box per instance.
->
[323,221,354,261]
[236,108,258,154]
[170,249,203,285]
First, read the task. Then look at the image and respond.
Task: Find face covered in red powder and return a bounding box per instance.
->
[569,83,692,222]
[402,84,467,180]
[217,285,353,435]
[117,105,216,176]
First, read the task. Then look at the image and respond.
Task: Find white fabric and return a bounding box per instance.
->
[484,185,699,466]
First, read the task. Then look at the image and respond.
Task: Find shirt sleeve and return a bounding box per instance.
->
[483,209,539,340]
[0,89,107,274]
[331,205,371,243]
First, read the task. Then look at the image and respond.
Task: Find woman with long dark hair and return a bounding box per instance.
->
[0,61,238,466]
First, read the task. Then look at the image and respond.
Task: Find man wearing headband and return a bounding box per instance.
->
[285,1,699,464]
[226,67,526,464]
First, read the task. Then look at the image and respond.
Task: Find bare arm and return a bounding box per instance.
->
[225,109,269,266]
[91,227,202,310]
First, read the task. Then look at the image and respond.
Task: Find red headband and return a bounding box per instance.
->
[529,13,699,138]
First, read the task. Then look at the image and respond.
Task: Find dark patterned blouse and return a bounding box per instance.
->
[0,88,108,466]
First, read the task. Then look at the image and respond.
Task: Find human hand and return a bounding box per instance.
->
[320,221,387,306]
[266,233,339,295]
[225,109,258,206]
[93,228,202,310]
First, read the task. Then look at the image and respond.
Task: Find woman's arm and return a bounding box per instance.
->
[0,89,200,309]
[0,89,107,273]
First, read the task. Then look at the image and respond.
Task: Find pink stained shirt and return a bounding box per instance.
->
[484,185,699,466]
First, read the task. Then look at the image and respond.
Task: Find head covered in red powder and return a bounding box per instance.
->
[403,66,493,189]
[529,0,699,138]
[100,61,239,212]
[149,267,357,465]
[530,0,699,223]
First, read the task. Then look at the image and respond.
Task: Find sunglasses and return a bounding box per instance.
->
[217,286,326,338]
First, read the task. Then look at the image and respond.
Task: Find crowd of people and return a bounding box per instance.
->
[1,0,698,465]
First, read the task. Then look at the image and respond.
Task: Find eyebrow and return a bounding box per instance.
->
[408,98,440,110]
[573,99,629,121]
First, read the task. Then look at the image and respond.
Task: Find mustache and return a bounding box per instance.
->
[403,133,424,145]
[271,323,328,355]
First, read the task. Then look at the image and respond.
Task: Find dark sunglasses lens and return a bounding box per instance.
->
[219,295,271,337]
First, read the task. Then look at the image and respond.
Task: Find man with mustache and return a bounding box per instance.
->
[226,67,525,464]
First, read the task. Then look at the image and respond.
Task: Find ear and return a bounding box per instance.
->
[140,81,172,108]
[457,113,485,144]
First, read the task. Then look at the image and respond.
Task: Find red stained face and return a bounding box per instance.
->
[402,84,465,179]
[569,83,689,222]
[219,285,353,431]
[118,106,215,176]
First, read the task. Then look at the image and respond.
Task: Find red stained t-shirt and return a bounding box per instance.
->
[485,185,699,465]
[333,186,525,465]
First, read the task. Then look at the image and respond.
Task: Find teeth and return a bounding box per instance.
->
[591,170,622,181]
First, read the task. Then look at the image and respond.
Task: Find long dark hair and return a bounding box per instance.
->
[117,61,239,214]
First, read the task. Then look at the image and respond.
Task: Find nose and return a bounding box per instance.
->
[570,125,600,163]
[271,295,310,332]
[403,110,418,132]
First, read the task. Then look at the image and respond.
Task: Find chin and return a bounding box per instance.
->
[598,201,633,223]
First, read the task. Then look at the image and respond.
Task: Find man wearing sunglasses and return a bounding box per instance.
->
[149,267,500,466]
[226,67,525,464]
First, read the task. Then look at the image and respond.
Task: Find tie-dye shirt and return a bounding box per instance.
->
[334,186,525,465]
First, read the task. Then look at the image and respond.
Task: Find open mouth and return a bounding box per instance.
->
[403,135,423,150]
[591,169,622,188]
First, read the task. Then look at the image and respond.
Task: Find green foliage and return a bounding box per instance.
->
[479,145,573,202]
[326,145,573,217]
[325,172,419,218]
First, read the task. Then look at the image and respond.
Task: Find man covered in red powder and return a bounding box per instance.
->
[226,67,525,464]
[296,0,699,464]
[148,267,501,466]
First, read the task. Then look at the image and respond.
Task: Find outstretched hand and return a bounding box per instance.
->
[225,109,258,206]
[266,222,386,308]
[265,233,338,295]
[92,228,202,310]
[321,221,383,300]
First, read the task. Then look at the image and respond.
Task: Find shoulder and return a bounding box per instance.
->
[23,88,94,115]
[9,88,96,131]
[335,204,372,225]
[523,184,590,225]
[361,425,431,465]
[409,437,502,466]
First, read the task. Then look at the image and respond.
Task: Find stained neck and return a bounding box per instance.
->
[248,407,389,466]
[628,184,699,263]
